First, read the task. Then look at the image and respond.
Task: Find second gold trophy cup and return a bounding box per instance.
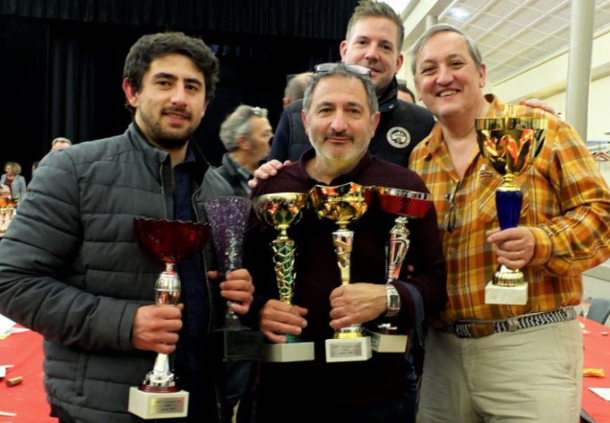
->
[309,182,373,363]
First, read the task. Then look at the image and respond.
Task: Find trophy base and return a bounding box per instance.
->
[265,342,315,362]
[366,329,408,353]
[217,327,265,362]
[485,281,528,305]
[325,337,372,363]
[128,386,189,419]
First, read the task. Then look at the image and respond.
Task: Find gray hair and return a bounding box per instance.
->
[219,105,268,152]
[410,24,483,76]
[303,64,378,117]
[52,137,72,147]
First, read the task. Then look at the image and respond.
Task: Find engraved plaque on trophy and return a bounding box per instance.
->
[128,217,210,420]
[476,116,547,305]
[309,182,374,363]
[204,197,265,361]
[253,192,315,362]
[365,187,431,353]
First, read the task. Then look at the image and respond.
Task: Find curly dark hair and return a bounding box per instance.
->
[123,32,220,113]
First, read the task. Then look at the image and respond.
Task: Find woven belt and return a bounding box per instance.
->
[441,308,577,339]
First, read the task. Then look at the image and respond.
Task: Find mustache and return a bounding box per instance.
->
[324,130,354,141]
[162,106,191,119]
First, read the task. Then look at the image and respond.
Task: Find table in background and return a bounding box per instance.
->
[0,329,54,423]
[581,316,610,423]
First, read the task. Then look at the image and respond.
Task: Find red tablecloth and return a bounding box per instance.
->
[0,320,607,422]
[0,329,54,423]
[581,317,610,423]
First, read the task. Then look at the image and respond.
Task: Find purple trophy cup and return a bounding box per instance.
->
[203,197,264,361]
[128,217,210,419]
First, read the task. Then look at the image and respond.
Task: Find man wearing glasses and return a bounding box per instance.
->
[247,63,446,423]
[217,105,273,197]
[268,0,435,168]
[409,24,610,423]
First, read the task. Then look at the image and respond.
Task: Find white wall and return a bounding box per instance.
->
[538,75,610,142]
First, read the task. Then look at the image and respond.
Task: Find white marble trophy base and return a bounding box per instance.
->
[128,387,189,419]
[265,342,315,362]
[325,337,372,363]
[366,330,408,353]
[485,281,528,305]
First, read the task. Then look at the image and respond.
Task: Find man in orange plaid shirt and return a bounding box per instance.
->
[409,24,610,423]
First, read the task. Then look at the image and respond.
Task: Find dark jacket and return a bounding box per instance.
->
[0,124,233,423]
[216,153,252,198]
[269,78,436,167]
[246,150,447,407]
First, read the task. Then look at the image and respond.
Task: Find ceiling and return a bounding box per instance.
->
[400,0,610,84]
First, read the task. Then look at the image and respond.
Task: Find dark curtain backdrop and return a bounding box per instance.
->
[0,0,358,181]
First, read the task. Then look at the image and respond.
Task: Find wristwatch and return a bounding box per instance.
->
[385,284,401,317]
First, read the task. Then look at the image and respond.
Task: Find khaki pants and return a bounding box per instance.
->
[419,319,582,423]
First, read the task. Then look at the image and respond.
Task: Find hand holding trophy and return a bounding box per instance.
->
[253,192,315,362]
[128,218,209,420]
[309,182,373,363]
[476,115,546,305]
[366,187,431,353]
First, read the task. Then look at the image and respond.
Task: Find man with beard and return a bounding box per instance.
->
[0,32,254,423]
[246,64,446,423]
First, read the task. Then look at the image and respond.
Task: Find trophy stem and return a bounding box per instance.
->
[272,238,297,304]
[386,216,410,283]
[332,229,353,286]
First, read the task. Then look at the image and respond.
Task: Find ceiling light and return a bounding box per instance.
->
[449,7,470,20]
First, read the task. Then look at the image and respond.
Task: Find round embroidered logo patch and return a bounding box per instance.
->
[386,127,411,149]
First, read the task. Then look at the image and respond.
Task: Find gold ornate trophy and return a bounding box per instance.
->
[309,182,374,363]
[476,116,546,305]
[253,192,315,362]
[128,218,209,420]
[365,187,431,353]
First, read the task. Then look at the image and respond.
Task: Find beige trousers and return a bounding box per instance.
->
[418,319,582,423]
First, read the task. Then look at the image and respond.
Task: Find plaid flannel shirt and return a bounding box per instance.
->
[409,95,610,324]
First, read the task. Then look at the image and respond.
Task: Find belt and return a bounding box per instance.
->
[441,308,577,339]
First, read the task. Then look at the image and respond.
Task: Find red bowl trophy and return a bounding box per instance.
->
[203,197,264,361]
[128,217,210,420]
[309,182,374,363]
[365,187,431,353]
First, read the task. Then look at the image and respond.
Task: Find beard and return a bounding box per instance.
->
[137,106,197,150]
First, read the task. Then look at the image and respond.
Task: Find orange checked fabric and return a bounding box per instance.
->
[409,95,610,324]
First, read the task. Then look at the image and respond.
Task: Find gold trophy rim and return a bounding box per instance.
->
[308,182,374,229]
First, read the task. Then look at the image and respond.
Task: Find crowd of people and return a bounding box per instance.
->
[0,1,609,423]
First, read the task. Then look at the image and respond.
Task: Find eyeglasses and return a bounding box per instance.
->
[444,180,462,233]
[314,63,371,77]
[247,107,264,117]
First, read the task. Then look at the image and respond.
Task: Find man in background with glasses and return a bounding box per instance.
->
[409,24,610,423]
[217,105,273,197]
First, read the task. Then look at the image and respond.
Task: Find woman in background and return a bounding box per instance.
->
[1,162,27,200]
